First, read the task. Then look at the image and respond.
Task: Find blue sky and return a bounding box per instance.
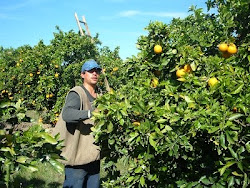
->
[0,0,208,59]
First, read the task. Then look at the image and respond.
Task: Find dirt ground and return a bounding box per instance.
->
[1,121,54,134]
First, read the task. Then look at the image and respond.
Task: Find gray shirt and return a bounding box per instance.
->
[62,86,95,123]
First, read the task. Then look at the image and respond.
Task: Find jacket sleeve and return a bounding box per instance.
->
[62,91,90,123]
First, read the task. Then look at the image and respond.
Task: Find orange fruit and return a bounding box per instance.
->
[151,78,159,88]
[113,67,119,72]
[184,64,192,73]
[218,43,228,52]
[176,69,186,78]
[132,121,140,126]
[208,77,218,87]
[227,43,237,54]
[233,107,237,112]
[154,45,162,54]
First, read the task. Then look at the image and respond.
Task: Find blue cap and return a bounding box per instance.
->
[81,59,101,73]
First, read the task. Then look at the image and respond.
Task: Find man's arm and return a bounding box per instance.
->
[62,91,92,123]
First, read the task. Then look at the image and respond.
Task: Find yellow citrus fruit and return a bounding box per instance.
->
[132,121,140,126]
[37,71,40,75]
[109,88,114,94]
[38,118,43,123]
[55,73,59,78]
[208,77,218,87]
[49,94,53,98]
[154,45,162,54]
[233,107,237,113]
[227,43,237,54]
[29,73,33,77]
[113,67,119,72]
[176,69,186,78]
[55,65,59,68]
[19,59,23,62]
[151,78,159,88]
[184,64,192,73]
[46,94,50,98]
[218,43,228,52]
[16,63,20,67]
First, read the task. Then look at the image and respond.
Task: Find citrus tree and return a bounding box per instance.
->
[0,27,122,123]
[0,26,122,187]
[92,0,249,187]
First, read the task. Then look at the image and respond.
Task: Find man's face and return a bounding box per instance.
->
[81,68,101,86]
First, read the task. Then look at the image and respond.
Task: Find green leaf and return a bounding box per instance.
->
[149,134,157,149]
[26,164,38,172]
[49,158,64,174]
[228,113,244,121]
[228,146,238,159]
[135,166,142,173]
[220,133,226,149]
[226,131,235,145]
[184,96,195,103]
[157,118,167,123]
[231,84,244,94]
[246,141,250,153]
[162,125,172,133]
[128,132,139,143]
[140,176,145,186]
[126,176,134,183]
[219,161,236,176]
[199,176,212,185]
[38,132,57,145]
[16,156,28,164]
[228,176,235,187]
[107,122,113,133]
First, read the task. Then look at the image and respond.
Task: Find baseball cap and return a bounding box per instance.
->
[81,59,102,73]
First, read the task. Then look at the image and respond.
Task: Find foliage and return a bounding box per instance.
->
[0,25,123,187]
[0,100,64,187]
[0,27,122,123]
[92,0,250,187]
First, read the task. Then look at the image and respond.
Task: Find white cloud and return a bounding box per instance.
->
[119,10,140,17]
[105,0,127,2]
[118,10,188,18]
[0,0,51,11]
[0,13,22,20]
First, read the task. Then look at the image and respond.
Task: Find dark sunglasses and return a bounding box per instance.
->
[86,68,102,74]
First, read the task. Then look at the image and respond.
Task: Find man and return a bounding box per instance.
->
[60,59,102,188]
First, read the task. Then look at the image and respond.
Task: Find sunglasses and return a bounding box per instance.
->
[86,68,102,74]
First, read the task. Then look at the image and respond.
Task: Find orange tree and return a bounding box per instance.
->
[0,27,122,123]
[92,0,249,187]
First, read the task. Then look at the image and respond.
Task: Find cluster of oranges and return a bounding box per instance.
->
[218,43,237,58]
[153,42,238,88]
